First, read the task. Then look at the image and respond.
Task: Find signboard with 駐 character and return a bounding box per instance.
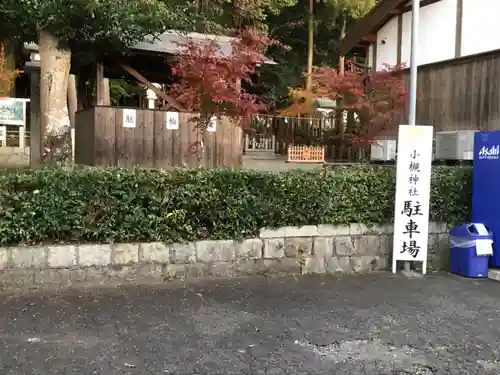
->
[392,125,434,274]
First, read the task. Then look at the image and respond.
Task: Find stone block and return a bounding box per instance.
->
[112,243,139,265]
[139,242,170,264]
[333,236,356,256]
[313,237,334,258]
[34,269,72,286]
[302,256,325,274]
[256,259,301,274]
[170,243,196,264]
[47,246,77,268]
[84,267,111,284]
[284,237,313,258]
[69,269,87,283]
[369,224,394,234]
[0,248,10,269]
[259,227,287,238]
[0,269,35,288]
[357,235,381,256]
[428,233,450,270]
[349,255,386,273]
[234,260,259,275]
[429,222,447,234]
[285,225,319,237]
[209,262,235,278]
[165,264,187,279]
[133,264,166,282]
[78,245,112,267]
[325,256,351,274]
[106,265,136,281]
[11,246,47,268]
[317,224,349,236]
[263,238,285,259]
[378,234,393,255]
[196,240,235,262]
[350,223,374,235]
[235,239,262,259]
[185,263,212,279]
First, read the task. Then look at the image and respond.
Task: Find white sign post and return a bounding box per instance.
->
[392,125,434,275]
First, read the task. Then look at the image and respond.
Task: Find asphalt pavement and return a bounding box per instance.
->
[1,273,500,374]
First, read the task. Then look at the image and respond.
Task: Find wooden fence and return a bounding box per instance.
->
[75,106,242,168]
[247,114,370,163]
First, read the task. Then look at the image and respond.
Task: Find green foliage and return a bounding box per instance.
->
[0,0,193,50]
[326,0,375,19]
[0,166,471,246]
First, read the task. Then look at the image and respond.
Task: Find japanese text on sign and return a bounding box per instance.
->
[166,111,179,130]
[123,109,136,128]
[392,125,434,273]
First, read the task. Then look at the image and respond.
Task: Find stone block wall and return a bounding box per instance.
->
[0,222,449,289]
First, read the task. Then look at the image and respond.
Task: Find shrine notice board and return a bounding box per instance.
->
[392,125,434,274]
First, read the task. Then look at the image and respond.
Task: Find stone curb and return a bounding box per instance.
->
[0,222,449,289]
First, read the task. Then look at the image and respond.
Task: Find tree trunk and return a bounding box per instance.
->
[338,16,346,75]
[305,0,314,91]
[39,28,72,165]
[337,15,347,160]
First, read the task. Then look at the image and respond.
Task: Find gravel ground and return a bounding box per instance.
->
[1,273,500,374]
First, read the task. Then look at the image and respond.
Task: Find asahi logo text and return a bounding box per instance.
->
[478,145,500,159]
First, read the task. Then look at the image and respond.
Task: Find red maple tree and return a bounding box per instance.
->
[167,28,281,130]
[312,63,409,146]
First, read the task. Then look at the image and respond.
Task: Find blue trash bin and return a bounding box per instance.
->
[449,223,493,278]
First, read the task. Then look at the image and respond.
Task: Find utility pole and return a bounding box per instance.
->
[404,0,419,273]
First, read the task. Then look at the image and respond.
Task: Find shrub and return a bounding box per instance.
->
[0,166,471,245]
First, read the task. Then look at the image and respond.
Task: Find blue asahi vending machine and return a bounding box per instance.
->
[473,131,500,266]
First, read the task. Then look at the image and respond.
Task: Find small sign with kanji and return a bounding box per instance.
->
[166,112,179,130]
[123,109,136,128]
[392,125,434,274]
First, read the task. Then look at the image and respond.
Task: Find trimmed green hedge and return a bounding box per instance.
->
[0,166,471,245]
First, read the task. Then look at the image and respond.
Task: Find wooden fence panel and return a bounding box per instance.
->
[74,107,95,165]
[75,106,241,168]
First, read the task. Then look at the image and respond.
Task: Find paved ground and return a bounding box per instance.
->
[1,273,500,374]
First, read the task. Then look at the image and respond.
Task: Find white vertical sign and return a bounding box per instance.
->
[123,109,136,128]
[166,111,179,130]
[392,125,434,274]
[207,116,217,132]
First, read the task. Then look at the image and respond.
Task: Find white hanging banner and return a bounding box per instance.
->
[392,125,434,274]
[123,109,136,128]
[0,125,6,143]
[166,111,179,130]
[207,116,217,132]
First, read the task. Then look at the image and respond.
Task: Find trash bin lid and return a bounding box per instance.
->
[450,223,492,238]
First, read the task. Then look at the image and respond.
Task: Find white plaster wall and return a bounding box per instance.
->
[461,0,500,56]
[400,0,457,67]
[375,17,398,70]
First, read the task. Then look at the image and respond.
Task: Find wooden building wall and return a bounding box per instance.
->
[413,49,500,132]
[75,106,242,168]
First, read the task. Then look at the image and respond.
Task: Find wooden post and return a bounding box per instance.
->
[25,56,41,166]
[95,61,105,106]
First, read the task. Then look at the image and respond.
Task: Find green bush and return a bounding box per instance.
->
[0,166,471,245]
